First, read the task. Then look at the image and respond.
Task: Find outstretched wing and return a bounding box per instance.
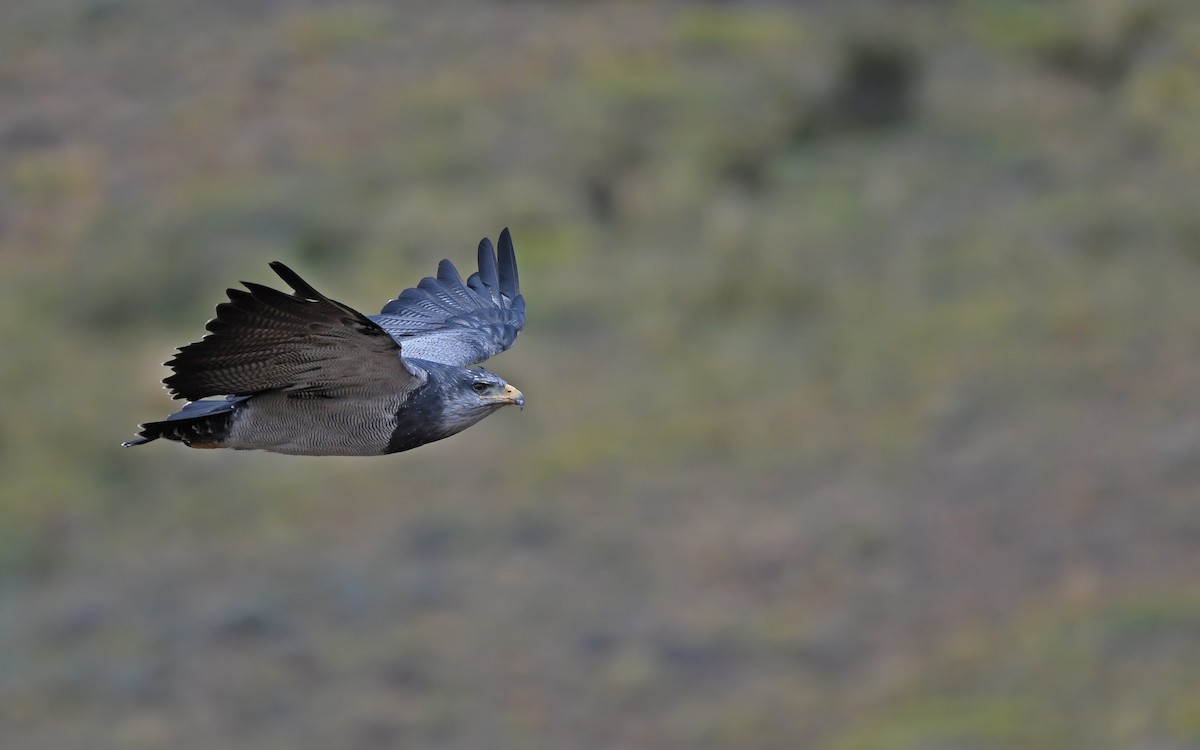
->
[164,262,424,401]
[369,227,525,367]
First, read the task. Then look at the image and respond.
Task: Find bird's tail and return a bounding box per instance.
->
[122,397,248,448]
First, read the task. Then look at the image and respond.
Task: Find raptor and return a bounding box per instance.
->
[124,229,526,456]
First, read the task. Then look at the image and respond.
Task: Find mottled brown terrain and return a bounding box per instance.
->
[2,1,1200,748]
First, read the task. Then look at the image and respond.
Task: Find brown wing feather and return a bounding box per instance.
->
[164,262,422,401]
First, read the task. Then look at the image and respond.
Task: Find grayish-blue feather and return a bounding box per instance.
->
[372,227,525,367]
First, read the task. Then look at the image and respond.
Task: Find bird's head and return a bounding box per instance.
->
[426,365,524,438]
[462,367,524,411]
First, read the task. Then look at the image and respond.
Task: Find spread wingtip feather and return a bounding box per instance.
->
[269,261,324,300]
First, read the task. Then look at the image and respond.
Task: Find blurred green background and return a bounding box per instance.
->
[3,1,1200,748]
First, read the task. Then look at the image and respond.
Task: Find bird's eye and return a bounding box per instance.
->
[472,381,490,393]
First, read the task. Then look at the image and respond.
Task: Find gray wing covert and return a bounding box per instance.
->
[369,227,526,367]
[164,262,424,401]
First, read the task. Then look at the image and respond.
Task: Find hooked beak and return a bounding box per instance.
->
[502,383,525,410]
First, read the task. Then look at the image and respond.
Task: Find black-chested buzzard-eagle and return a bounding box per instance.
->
[123,229,525,455]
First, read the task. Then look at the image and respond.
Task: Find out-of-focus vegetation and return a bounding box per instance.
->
[2,0,1200,748]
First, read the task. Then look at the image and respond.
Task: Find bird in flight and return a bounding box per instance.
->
[124,229,525,456]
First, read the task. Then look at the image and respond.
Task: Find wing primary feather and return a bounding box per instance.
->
[416,276,463,312]
[436,259,483,307]
[241,281,306,309]
[497,227,518,301]
[466,271,486,297]
[476,237,499,301]
[269,261,325,301]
